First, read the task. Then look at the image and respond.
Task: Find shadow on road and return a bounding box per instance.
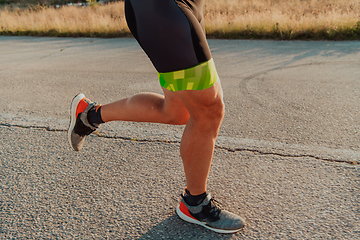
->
[137,214,238,240]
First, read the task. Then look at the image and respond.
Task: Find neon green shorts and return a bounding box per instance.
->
[158,58,219,91]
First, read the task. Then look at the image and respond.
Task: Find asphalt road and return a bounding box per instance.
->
[0,36,359,239]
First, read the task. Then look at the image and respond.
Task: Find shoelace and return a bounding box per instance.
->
[181,194,222,222]
[207,198,222,218]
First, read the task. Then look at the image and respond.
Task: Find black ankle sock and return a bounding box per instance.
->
[87,106,104,127]
[184,189,207,206]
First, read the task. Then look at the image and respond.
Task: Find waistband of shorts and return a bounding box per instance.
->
[158,58,218,91]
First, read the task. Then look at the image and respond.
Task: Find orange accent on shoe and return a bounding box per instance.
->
[95,104,102,112]
[76,98,89,118]
[179,202,198,220]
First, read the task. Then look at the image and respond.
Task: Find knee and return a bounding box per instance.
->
[194,97,225,126]
[208,98,225,122]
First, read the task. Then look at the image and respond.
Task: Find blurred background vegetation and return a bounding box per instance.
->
[0,0,121,7]
[1,0,359,40]
[1,0,78,6]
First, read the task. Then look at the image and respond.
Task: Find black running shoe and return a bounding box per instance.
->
[176,192,245,233]
[68,93,100,151]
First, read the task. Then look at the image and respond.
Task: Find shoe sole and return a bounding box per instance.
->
[68,93,86,151]
[176,205,242,234]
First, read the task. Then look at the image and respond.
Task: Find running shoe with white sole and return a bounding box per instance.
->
[68,93,100,151]
[176,192,245,234]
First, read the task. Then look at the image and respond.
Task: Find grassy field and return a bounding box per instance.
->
[1,0,360,40]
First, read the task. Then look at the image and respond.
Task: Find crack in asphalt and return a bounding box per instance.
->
[214,146,358,165]
[1,122,358,166]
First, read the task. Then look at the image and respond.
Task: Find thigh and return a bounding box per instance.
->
[125,0,212,73]
[163,80,224,119]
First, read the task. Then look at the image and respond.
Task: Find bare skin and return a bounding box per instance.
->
[101,81,224,196]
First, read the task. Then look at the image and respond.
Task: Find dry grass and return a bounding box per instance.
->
[1,0,360,39]
[205,0,360,39]
[0,3,129,37]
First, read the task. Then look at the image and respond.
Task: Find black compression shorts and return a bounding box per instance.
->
[125,0,219,91]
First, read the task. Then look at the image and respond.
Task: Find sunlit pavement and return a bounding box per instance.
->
[1,36,359,239]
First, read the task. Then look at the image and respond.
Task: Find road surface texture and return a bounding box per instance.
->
[0,36,359,239]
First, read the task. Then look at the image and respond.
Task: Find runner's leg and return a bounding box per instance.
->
[166,81,224,195]
[100,91,189,125]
